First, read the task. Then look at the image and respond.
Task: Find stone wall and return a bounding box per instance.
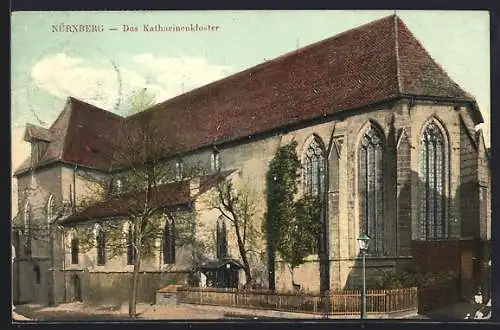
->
[459,115,479,238]
[64,270,189,304]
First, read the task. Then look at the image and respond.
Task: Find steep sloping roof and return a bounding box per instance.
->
[126,15,477,157]
[60,170,233,224]
[24,123,53,142]
[15,97,124,175]
[396,18,474,100]
[15,15,480,175]
[61,97,124,169]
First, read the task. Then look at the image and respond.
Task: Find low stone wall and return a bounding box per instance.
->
[155,284,184,305]
[65,271,190,305]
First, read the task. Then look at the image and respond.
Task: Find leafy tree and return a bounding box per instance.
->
[281,195,321,282]
[265,141,322,290]
[126,88,156,115]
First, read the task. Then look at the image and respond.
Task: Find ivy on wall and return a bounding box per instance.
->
[265,141,322,283]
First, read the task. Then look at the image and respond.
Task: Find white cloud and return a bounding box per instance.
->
[29,52,233,112]
[129,53,233,102]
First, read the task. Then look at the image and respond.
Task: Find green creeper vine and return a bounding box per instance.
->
[265,141,322,289]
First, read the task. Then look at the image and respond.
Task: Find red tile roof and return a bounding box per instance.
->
[122,15,479,157]
[15,97,124,175]
[60,171,233,224]
[396,19,473,100]
[15,15,481,175]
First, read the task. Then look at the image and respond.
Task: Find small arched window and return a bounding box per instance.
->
[95,225,106,266]
[70,230,79,265]
[419,119,449,240]
[163,217,175,264]
[211,150,221,172]
[216,216,228,259]
[358,124,385,256]
[24,202,30,234]
[127,222,136,265]
[175,158,184,181]
[47,194,55,223]
[23,202,32,256]
[115,179,123,194]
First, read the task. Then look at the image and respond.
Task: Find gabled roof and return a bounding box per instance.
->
[59,170,233,225]
[15,97,124,175]
[24,123,53,142]
[15,15,481,175]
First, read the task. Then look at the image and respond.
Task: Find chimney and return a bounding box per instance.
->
[189,177,200,197]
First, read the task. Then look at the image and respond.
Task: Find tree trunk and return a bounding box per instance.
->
[290,266,300,291]
[129,247,142,318]
[234,223,253,288]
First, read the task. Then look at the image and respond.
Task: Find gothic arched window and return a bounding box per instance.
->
[163,217,175,264]
[126,223,136,265]
[47,194,55,223]
[175,158,184,181]
[211,150,221,172]
[216,216,228,259]
[95,225,106,265]
[358,124,385,256]
[71,232,79,265]
[303,137,326,197]
[419,120,448,240]
[115,179,123,194]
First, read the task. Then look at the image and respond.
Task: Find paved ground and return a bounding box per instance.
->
[11,300,491,322]
[12,302,229,321]
[421,301,490,321]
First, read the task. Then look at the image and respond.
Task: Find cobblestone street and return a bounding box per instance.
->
[12,302,229,321]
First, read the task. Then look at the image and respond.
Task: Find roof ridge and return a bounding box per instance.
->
[68,96,125,120]
[60,98,78,161]
[128,14,398,120]
[393,15,403,94]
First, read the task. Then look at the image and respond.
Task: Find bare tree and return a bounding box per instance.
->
[72,88,205,317]
[202,179,260,289]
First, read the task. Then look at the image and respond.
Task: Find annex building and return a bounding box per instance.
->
[12,15,491,305]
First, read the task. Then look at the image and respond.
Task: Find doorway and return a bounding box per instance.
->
[71,274,82,302]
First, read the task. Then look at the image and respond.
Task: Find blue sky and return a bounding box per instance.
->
[11,10,490,143]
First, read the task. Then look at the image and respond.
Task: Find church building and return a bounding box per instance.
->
[12,15,490,305]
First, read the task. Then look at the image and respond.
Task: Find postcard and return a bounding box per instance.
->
[11,10,491,321]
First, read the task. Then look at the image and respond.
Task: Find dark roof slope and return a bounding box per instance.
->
[61,97,124,169]
[396,19,473,100]
[126,15,477,157]
[24,124,53,142]
[15,97,124,175]
[15,15,480,174]
[60,170,233,224]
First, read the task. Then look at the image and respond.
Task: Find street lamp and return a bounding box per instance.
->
[357,234,370,320]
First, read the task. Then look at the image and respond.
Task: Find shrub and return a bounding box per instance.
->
[374,267,459,290]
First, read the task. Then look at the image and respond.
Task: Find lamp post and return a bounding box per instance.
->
[357,234,370,320]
